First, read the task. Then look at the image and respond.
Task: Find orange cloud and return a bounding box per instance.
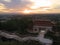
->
[19,0,60,14]
[0,3,16,13]
[0,3,6,9]
[0,3,9,12]
[0,0,60,14]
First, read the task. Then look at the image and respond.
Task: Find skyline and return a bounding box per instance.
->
[0,0,60,14]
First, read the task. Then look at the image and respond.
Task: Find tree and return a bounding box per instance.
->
[1,17,33,34]
[52,21,60,45]
[23,40,42,45]
[45,20,60,45]
[17,17,33,34]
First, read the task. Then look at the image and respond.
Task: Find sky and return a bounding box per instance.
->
[0,0,60,14]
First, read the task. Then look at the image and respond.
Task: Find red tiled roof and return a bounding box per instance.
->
[33,20,55,26]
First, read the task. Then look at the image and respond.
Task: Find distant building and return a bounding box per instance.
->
[27,19,55,33]
[27,19,54,45]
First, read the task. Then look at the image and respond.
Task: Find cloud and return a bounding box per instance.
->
[0,3,15,13]
[0,3,9,12]
[0,3,6,9]
[0,0,32,12]
[0,0,32,9]
[53,4,60,9]
[3,0,11,2]
[0,0,60,13]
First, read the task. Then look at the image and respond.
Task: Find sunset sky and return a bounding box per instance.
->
[0,0,60,14]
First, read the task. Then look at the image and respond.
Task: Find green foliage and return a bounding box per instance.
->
[0,39,42,45]
[0,40,23,45]
[55,22,60,32]
[23,40,42,45]
[45,20,60,45]
[0,17,33,34]
[44,31,54,39]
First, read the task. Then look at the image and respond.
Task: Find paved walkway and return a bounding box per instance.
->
[0,30,53,44]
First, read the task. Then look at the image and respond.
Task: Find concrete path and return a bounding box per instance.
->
[0,30,53,44]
